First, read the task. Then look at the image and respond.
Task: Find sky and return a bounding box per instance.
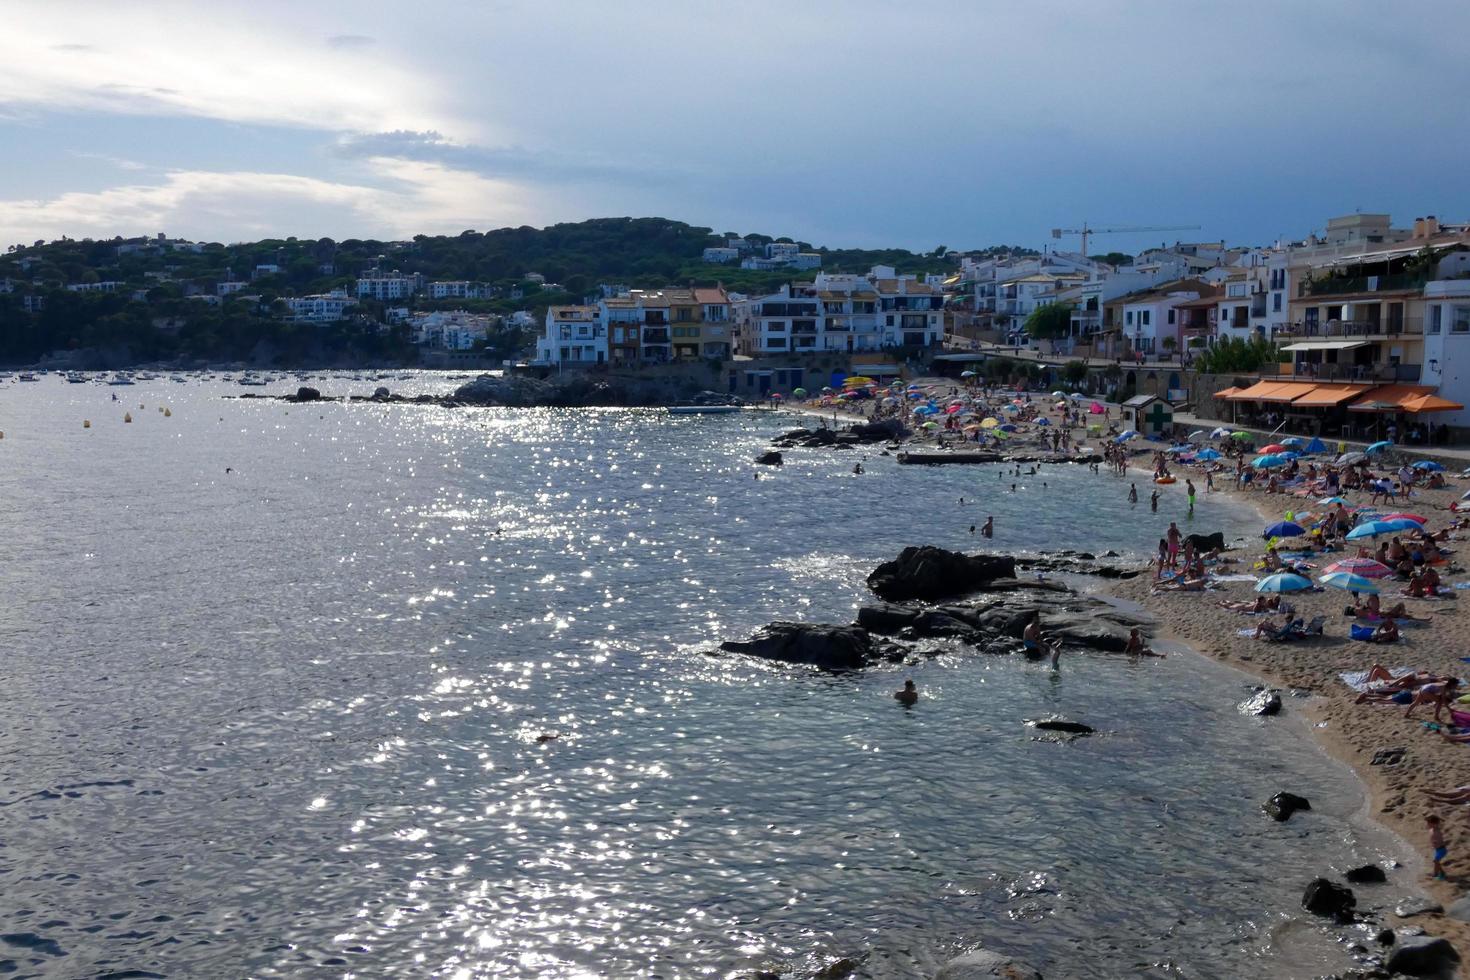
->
[1,0,1467,256]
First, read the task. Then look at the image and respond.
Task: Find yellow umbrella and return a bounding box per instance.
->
[843,376,875,386]
[980,417,999,428]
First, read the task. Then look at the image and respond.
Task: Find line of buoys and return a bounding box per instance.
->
[83,420,91,428]
[124,412,132,423]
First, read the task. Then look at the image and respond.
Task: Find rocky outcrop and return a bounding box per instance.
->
[1302,878,1356,922]
[1263,792,1312,822]
[867,546,1016,602]
[289,386,322,402]
[1185,531,1227,552]
[1394,897,1443,918]
[1344,864,1387,884]
[1386,936,1460,975]
[770,418,908,449]
[449,373,738,408]
[719,622,897,670]
[856,603,920,635]
[754,450,783,466]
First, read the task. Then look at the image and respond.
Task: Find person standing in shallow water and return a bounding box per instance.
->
[1128,484,1138,507]
[1186,478,1197,515]
[981,516,993,538]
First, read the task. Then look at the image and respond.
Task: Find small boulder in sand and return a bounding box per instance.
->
[1386,935,1460,975]
[1239,689,1282,716]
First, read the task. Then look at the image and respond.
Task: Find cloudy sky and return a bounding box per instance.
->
[2,0,1466,254]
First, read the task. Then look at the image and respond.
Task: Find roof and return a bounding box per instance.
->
[549,305,597,317]
[872,279,936,294]
[692,287,728,304]
[1221,380,1309,402]
[1174,296,1219,310]
[1289,383,1376,407]
[1213,386,1244,399]
[1280,340,1369,352]
[1122,394,1157,408]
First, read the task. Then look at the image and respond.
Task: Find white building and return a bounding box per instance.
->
[1114,279,1213,356]
[536,305,606,365]
[22,294,44,313]
[285,290,358,322]
[427,280,489,300]
[217,280,248,296]
[740,256,789,271]
[791,252,822,270]
[703,247,740,263]
[765,242,800,261]
[872,276,945,347]
[253,264,281,279]
[735,270,945,355]
[410,310,496,350]
[356,271,419,301]
[66,281,122,293]
[1414,279,1470,428]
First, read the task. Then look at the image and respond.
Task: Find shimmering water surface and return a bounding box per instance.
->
[0,375,1413,978]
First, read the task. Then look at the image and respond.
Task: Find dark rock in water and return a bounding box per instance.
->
[1030,718,1093,735]
[935,948,1042,980]
[1345,864,1387,884]
[1394,897,1443,918]
[719,622,892,670]
[867,546,1016,602]
[856,604,919,635]
[1264,792,1312,821]
[1044,614,1131,652]
[815,957,859,979]
[1386,936,1460,975]
[373,386,391,399]
[1302,878,1356,921]
[1240,690,1283,716]
[1376,928,1397,946]
[910,610,987,643]
[1185,531,1226,552]
[754,450,783,466]
[291,386,321,402]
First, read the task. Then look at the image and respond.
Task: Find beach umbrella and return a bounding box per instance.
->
[1366,440,1393,454]
[793,387,807,398]
[1324,558,1394,579]
[980,417,999,428]
[1089,402,1105,414]
[907,391,924,399]
[960,370,977,378]
[1336,451,1367,466]
[1280,437,1306,448]
[1210,427,1232,438]
[1196,448,1222,460]
[1187,430,1208,443]
[1252,454,1287,468]
[921,421,939,430]
[1346,520,1398,540]
[1263,521,1306,538]
[1256,572,1313,593]
[1305,437,1327,454]
[1318,571,1380,595]
[1379,517,1423,533]
[770,392,783,400]
[1002,404,1020,413]
[1278,450,1301,460]
[1116,429,1139,441]
[1412,460,1444,472]
[843,376,875,386]
[821,386,833,393]
[998,423,1018,432]
[1260,443,1288,454]
[1051,389,1066,397]
[1381,512,1427,524]
[1035,417,1051,426]
[1070,393,1087,401]
[1230,431,1253,441]
[994,429,1011,439]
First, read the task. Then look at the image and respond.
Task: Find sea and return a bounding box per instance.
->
[0,372,1416,979]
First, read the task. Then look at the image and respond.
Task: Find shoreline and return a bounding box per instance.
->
[1115,466,1470,953]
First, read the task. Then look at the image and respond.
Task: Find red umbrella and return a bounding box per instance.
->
[1380,513,1427,524]
[1260,443,1288,454]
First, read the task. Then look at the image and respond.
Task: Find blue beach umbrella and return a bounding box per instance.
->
[1196,448,1222,460]
[1280,436,1306,448]
[1366,440,1393,454]
[1210,427,1232,439]
[1379,517,1423,533]
[1252,454,1287,468]
[1305,437,1327,454]
[1256,572,1313,593]
[1318,571,1380,595]
[1036,417,1051,426]
[1346,520,1398,540]
[1412,460,1444,472]
[998,423,1018,432]
[1263,521,1306,538]
[1278,450,1301,460]
[1117,429,1139,441]
[960,370,977,378]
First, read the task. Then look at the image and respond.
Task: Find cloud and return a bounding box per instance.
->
[0,6,474,137]
[325,34,375,49]
[0,161,543,246]
[333,129,685,185]
[68,151,148,172]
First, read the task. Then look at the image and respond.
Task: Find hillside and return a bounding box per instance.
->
[0,217,1033,367]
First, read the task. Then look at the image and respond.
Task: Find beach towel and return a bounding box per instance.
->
[1211,573,1258,583]
[1349,624,1377,641]
[1339,667,1414,692]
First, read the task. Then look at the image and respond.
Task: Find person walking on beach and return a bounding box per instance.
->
[1428,814,1448,880]
[1128,483,1138,506]
[1166,521,1181,568]
[1185,479,1197,515]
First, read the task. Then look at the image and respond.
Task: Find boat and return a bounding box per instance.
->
[17,373,38,382]
[238,375,267,386]
[108,374,135,386]
[66,372,87,383]
[667,405,740,415]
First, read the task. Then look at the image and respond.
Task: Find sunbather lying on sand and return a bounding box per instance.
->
[1406,678,1461,720]
[1425,786,1470,805]
[1355,669,1449,703]
[1218,595,1279,613]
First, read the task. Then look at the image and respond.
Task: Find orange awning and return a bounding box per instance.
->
[1405,393,1464,413]
[1257,381,1323,403]
[1221,380,1295,401]
[1348,384,1438,413]
[1289,383,1375,408]
[1213,386,1243,399]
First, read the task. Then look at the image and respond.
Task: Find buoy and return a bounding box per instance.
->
[158,406,164,413]
[164,408,171,417]
[139,403,145,410]
[124,412,132,423]
[83,420,91,428]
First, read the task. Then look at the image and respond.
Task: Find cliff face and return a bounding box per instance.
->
[449,373,740,408]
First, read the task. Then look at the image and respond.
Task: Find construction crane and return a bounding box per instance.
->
[1050,223,1203,258]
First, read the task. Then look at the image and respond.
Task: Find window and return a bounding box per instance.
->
[1272,293,1282,312]
[1167,309,1176,324]
[1453,306,1470,333]
[886,315,894,326]
[1141,310,1151,326]
[1125,311,1134,326]
[1429,306,1442,334]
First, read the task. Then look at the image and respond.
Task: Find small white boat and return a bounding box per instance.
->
[667,405,740,415]
[66,372,87,383]
[18,373,38,382]
[238,375,267,386]
[108,374,135,386]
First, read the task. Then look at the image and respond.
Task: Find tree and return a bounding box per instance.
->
[1024,302,1073,345]
[1062,360,1088,384]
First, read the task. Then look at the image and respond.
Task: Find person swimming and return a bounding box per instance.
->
[894,679,918,706]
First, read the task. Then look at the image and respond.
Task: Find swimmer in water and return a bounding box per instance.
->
[1011,483,1017,492]
[894,679,918,706]
[981,516,993,538]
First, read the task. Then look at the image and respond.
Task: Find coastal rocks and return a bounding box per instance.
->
[1385,936,1460,975]
[754,450,784,466]
[1302,878,1357,922]
[866,546,1016,602]
[1446,894,1470,922]
[814,957,860,979]
[1041,614,1131,652]
[289,386,322,402]
[855,603,919,635]
[1264,792,1312,821]
[373,386,391,399]
[1345,864,1387,884]
[1394,897,1443,918]
[1184,531,1227,552]
[1030,718,1094,735]
[1239,689,1283,716]
[934,948,1043,980]
[449,373,732,408]
[770,418,907,451]
[718,622,897,670]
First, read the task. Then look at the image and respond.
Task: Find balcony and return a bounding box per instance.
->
[1301,272,1427,297]
[641,329,670,344]
[1284,360,1423,383]
[1276,317,1423,339]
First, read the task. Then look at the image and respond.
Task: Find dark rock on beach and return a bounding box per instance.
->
[867,546,1016,602]
[1345,864,1387,884]
[719,622,896,670]
[1385,936,1460,975]
[1394,897,1443,918]
[770,418,908,450]
[1302,878,1356,921]
[855,604,919,635]
[1240,689,1283,716]
[1264,792,1312,821]
[289,386,322,402]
